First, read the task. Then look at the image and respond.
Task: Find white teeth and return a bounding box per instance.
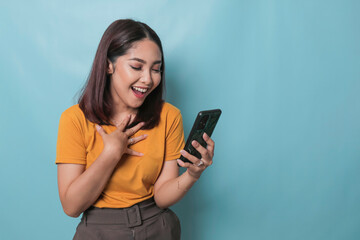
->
[132,87,148,93]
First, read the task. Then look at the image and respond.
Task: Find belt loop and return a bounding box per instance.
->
[84,211,87,226]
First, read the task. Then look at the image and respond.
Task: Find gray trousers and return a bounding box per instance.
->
[73,198,181,240]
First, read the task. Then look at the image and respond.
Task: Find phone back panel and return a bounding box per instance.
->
[180,109,222,164]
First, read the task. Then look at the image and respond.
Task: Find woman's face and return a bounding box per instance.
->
[108,39,162,113]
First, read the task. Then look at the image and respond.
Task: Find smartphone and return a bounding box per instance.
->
[179,109,222,166]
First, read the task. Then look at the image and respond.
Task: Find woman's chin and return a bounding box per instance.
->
[129,100,145,109]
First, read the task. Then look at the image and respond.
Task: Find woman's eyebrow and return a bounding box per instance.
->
[128,57,162,64]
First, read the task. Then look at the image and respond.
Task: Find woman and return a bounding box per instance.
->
[56,19,215,240]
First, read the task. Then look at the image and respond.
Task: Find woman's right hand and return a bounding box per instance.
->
[95,115,147,161]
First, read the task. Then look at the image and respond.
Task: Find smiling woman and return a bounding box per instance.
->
[78,20,165,129]
[107,39,162,118]
[55,19,216,240]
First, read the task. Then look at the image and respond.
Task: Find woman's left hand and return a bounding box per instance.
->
[177,132,215,180]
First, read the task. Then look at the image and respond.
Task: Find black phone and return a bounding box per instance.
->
[179,109,222,166]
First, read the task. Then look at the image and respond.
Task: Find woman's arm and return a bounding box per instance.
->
[57,116,146,217]
[58,150,121,217]
[153,161,197,209]
[154,133,215,209]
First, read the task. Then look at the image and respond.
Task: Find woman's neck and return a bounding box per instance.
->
[110,105,138,125]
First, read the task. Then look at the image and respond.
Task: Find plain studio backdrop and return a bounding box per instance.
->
[1,0,359,239]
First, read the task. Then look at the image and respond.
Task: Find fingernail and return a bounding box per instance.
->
[180,150,185,155]
[95,124,101,130]
[144,134,148,137]
[177,159,183,166]
[139,153,144,156]
[192,140,199,147]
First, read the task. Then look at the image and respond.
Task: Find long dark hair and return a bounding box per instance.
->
[78,19,165,129]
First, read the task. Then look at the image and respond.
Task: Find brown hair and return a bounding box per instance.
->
[78,19,165,129]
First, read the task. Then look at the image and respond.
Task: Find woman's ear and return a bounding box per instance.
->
[107,60,114,74]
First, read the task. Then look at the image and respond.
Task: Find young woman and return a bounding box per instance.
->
[56,19,215,240]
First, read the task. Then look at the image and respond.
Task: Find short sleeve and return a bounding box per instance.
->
[55,110,87,164]
[164,112,185,161]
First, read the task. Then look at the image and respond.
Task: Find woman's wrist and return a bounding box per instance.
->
[175,171,198,192]
[185,170,200,182]
[99,149,121,165]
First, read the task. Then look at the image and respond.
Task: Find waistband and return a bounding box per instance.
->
[82,198,164,228]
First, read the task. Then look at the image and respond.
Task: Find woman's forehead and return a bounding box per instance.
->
[124,39,162,61]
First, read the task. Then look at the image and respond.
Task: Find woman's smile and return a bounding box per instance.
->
[131,86,149,98]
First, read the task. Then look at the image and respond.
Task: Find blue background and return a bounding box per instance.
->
[1,0,360,239]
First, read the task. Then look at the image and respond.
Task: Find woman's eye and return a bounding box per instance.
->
[130,66,142,71]
[152,69,161,73]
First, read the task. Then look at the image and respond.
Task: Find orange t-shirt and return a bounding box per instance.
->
[55,102,185,208]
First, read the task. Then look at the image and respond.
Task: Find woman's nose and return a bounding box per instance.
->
[140,70,153,85]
